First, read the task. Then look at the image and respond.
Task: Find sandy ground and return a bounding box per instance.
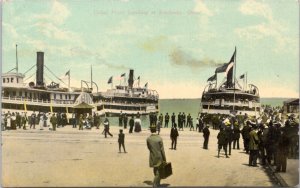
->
[0,124,287,187]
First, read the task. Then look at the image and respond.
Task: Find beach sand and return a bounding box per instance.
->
[2,125,277,187]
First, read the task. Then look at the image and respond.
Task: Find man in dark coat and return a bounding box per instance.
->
[123,113,128,129]
[217,128,229,158]
[129,116,134,133]
[118,129,127,153]
[241,121,251,154]
[266,121,278,165]
[203,125,210,149]
[182,112,186,127]
[249,126,259,166]
[178,112,182,130]
[170,123,179,150]
[276,129,289,172]
[164,113,170,128]
[16,112,21,129]
[171,113,176,127]
[147,124,167,187]
[119,112,123,127]
[50,113,57,131]
[30,112,36,129]
[186,113,191,127]
[233,122,241,149]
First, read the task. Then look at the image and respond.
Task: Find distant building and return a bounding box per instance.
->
[283,98,299,114]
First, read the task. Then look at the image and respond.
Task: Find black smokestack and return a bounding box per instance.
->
[36,52,44,87]
[128,69,134,89]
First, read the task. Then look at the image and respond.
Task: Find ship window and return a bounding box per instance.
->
[25,92,27,97]
[3,78,5,83]
[29,93,32,98]
[54,94,56,99]
[11,78,14,83]
[7,78,9,83]
[69,94,71,99]
[60,94,62,99]
[65,95,67,100]
[12,91,16,96]
[17,78,19,83]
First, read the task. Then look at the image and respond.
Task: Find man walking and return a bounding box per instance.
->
[147,124,167,187]
[203,125,210,149]
[217,128,229,158]
[104,118,113,138]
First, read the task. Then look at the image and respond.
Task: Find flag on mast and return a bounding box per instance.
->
[144,82,148,88]
[207,74,217,82]
[65,70,70,76]
[215,49,236,74]
[107,76,113,84]
[120,73,126,77]
[239,74,245,79]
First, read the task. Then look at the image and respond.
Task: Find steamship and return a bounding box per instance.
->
[200,48,261,117]
[2,48,159,117]
[92,69,159,116]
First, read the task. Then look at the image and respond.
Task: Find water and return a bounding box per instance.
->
[110,98,288,127]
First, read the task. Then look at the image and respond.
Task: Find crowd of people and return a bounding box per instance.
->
[2,107,298,174]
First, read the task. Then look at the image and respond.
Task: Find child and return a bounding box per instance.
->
[118,129,127,153]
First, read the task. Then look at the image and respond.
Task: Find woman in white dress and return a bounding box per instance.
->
[46,113,51,127]
[6,113,11,130]
[39,113,44,130]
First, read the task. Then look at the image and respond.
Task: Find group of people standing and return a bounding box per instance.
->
[214,111,298,173]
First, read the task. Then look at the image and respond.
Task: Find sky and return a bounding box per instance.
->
[2,0,299,99]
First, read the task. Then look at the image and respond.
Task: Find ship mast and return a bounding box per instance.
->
[233,46,237,112]
[16,44,18,74]
[91,65,93,92]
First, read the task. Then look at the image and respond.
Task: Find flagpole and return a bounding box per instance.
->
[68,70,70,91]
[233,47,237,112]
[215,74,218,89]
[246,72,248,91]
[91,65,93,92]
[16,44,18,74]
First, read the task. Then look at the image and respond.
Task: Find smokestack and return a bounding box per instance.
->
[36,52,44,87]
[128,69,134,89]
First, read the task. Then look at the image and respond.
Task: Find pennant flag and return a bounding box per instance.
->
[65,70,70,76]
[137,76,140,80]
[120,73,126,77]
[207,74,217,82]
[215,48,236,74]
[239,74,245,79]
[107,76,113,84]
[144,82,148,88]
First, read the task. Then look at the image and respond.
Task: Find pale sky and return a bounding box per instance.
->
[2,0,299,98]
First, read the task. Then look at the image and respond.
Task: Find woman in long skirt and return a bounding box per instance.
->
[39,113,44,130]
